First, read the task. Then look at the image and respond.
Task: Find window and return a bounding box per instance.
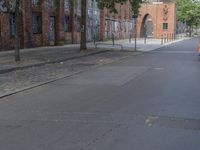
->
[64,15,70,32]
[49,0,56,9]
[163,23,168,30]
[32,0,40,6]
[77,0,81,16]
[10,14,15,36]
[124,3,126,19]
[33,13,42,34]
[76,17,81,32]
[111,20,115,32]
[64,0,72,12]
[124,21,126,32]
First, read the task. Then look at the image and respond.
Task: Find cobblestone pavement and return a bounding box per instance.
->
[0,46,105,73]
[0,51,139,97]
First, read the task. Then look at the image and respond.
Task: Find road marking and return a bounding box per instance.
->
[152,51,198,54]
[153,67,164,70]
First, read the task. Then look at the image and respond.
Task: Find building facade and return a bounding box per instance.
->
[0,0,100,50]
[99,1,133,41]
[99,0,177,40]
[138,1,176,39]
[0,0,176,51]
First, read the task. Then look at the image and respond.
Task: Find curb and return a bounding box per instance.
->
[0,50,109,75]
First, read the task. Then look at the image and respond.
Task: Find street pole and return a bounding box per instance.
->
[92,0,95,45]
[133,16,138,51]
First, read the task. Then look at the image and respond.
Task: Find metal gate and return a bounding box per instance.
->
[49,16,56,46]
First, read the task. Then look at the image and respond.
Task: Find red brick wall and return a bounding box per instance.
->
[138,3,176,38]
[99,1,134,41]
[99,2,176,40]
[0,1,176,51]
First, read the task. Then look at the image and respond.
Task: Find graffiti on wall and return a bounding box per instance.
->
[64,0,72,13]
[0,0,16,12]
[87,0,100,41]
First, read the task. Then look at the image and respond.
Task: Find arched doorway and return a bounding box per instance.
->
[140,14,154,38]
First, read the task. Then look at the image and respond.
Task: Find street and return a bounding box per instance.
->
[0,38,200,149]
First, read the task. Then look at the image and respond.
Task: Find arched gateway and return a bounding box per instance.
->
[137,2,176,38]
[140,14,154,38]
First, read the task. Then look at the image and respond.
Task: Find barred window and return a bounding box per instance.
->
[33,13,42,34]
[163,23,168,30]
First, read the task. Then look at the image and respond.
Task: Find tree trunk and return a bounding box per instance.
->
[14,0,21,61]
[189,26,192,37]
[80,0,87,50]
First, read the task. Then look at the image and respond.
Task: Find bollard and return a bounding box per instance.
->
[161,34,163,45]
[170,33,172,42]
[167,34,169,42]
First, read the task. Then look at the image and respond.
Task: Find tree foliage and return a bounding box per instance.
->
[96,0,144,17]
[175,0,200,27]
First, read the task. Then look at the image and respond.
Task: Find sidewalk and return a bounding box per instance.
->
[0,36,189,98]
[0,37,188,74]
[0,45,108,74]
[94,37,189,52]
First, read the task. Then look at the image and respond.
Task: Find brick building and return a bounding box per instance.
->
[0,0,103,51]
[137,0,176,39]
[0,0,176,51]
[100,0,177,40]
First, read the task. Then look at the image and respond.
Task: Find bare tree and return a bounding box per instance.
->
[80,0,87,50]
[14,0,21,61]
[0,0,21,61]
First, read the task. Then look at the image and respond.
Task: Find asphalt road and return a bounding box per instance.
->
[0,38,200,150]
